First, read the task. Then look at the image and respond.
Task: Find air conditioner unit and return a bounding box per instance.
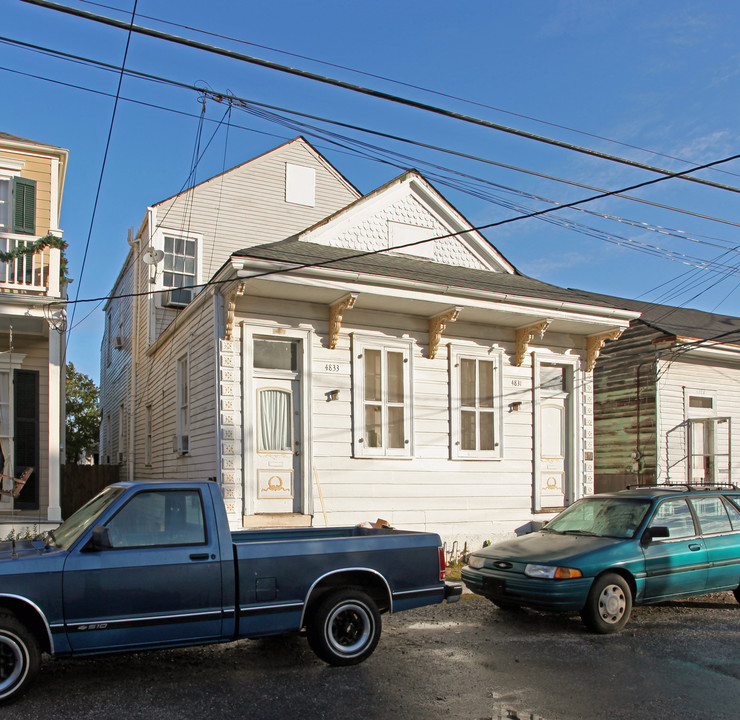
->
[173,435,189,454]
[165,288,193,308]
[113,335,124,350]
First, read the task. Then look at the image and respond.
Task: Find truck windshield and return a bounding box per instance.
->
[50,486,126,549]
[543,497,651,539]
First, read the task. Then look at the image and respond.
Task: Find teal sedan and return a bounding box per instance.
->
[461,486,740,633]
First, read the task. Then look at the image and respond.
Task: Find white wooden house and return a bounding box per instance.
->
[0,132,68,536]
[591,296,740,493]
[99,137,635,546]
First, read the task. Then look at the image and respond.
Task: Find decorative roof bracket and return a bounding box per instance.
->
[586,328,624,371]
[428,307,462,359]
[514,319,552,366]
[225,282,245,341]
[329,293,358,350]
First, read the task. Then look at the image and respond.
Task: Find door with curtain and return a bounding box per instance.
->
[253,378,301,514]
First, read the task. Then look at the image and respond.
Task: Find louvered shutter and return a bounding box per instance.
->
[12,177,36,235]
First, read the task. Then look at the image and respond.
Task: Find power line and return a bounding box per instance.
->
[72,0,740,182]
[5,31,740,234]
[20,0,740,196]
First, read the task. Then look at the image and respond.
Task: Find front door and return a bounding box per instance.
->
[254,378,301,514]
[538,363,571,509]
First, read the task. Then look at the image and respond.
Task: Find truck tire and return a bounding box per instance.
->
[0,611,40,704]
[306,589,381,666]
[580,573,632,634]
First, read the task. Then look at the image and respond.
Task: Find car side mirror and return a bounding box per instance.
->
[91,525,113,550]
[641,525,670,545]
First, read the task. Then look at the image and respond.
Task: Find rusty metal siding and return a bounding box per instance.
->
[594,323,661,492]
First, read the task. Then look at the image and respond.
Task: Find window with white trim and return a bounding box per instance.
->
[352,337,412,457]
[450,347,503,459]
[0,172,35,235]
[162,235,198,306]
[176,354,190,454]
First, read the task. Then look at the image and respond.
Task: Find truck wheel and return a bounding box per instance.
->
[580,573,632,634]
[307,589,381,666]
[0,612,40,704]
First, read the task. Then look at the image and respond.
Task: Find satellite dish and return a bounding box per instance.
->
[143,248,164,265]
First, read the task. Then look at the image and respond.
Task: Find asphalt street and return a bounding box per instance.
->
[4,591,738,720]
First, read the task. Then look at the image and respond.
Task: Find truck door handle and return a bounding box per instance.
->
[189,553,210,560]
[688,544,702,551]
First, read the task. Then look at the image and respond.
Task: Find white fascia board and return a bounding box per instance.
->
[235,261,636,327]
[677,345,740,363]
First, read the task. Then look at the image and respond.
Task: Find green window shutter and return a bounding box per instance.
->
[12,177,36,235]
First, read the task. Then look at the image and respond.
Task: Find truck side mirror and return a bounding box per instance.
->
[91,525,114,550]
[641,525,670,545]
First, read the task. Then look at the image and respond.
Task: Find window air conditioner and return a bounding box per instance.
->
[173,435,189,454]
[113,335,124,350]
[165,288,193,308]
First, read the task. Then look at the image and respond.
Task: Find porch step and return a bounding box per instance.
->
[242,513,312,529]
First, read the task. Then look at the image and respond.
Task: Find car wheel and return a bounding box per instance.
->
[580,573,632,634]
[306,589,382,666]
[0,612,40,704]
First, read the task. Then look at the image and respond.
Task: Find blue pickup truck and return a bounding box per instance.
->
[0,480,461,703]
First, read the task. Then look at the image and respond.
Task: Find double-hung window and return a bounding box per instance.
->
[176,354,190,454]
[352,337,412,457]
[450,347,503,459]
[161,233,199,307]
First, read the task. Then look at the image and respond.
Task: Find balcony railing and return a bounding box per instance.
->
[0,235,60,296]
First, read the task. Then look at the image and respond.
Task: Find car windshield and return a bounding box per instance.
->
[49,486,126,549]
[543,497,651,539]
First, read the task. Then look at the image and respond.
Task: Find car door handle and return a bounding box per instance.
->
[189,553,210,560]
[688,544,702,551]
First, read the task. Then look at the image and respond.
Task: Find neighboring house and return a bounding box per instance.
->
[99,137,634,546]
[0,132,68,536]
[590,295,740,493]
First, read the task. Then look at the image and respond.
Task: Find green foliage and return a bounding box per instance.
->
[0,234,72,284]
[3,525,37,542]
[65,363,100,464]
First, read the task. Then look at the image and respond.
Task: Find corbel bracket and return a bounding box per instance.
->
[515,319,552,366]
[428,307,462,359]
[225,282,245,341]
[586,328,624,371]
[329,293,358,349]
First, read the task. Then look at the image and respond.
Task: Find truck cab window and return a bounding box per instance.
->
[106,490,206,547]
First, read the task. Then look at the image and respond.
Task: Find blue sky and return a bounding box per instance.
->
[3,0,740,382]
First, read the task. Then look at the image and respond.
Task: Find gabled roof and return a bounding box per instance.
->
[294,169,518,274]
[152,136,360,207]
[236,239,626,310]
[567,290,740,345]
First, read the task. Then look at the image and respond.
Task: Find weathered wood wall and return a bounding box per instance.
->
[61,464,120,518]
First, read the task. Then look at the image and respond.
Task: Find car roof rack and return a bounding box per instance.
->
[625,482,739,492]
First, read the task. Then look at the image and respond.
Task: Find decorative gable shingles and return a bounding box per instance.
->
[317,195,489,270]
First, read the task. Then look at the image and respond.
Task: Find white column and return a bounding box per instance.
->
[47,328,62,522]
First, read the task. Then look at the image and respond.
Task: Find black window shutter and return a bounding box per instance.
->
[12,177,36,235]
[14,370,39,510]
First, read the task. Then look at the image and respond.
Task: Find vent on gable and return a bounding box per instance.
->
[388,222,435,260]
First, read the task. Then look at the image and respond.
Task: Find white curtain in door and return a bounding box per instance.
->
[259,389,291,452]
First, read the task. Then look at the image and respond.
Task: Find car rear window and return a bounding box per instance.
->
[690,496,732,535]
[722,497,740,531]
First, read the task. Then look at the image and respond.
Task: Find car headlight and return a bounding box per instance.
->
[524,564,583,579]
[468,555,485,569]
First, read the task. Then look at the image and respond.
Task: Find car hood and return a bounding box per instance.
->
[474,531,626,566]
[0,539,63,565]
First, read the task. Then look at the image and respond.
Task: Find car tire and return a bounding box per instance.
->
[580,573,632,634]
[306,589,381,666]
[734,585,740,604]
[0,611,40,704]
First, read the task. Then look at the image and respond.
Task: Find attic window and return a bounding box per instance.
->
[285,163,315,207]
[388,222,435,260]
[689,396,713,409]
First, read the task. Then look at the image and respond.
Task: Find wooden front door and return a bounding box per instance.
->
[538,364,571,509]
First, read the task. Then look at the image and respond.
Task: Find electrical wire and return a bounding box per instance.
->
[19,0,740,196]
